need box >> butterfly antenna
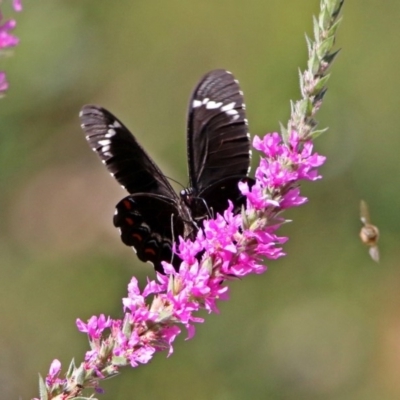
[169,213,177,265]
[190,196,214,220]
[199,196,214,218]
[165,175,186,191]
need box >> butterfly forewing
[80,105,177,199]
[187,69,251,193]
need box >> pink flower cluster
[0,0,22,94]
[241,131,325,210]
[41,131,326,396]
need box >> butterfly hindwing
[113,195,188,273]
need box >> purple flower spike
[72,125,327,393]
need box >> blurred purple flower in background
[12,0,22,12]
[0,0,22,95]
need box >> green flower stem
[282,0,344,143]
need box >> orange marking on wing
[132,233,143,242]
[145,248,156,256]
[123,199,131,210]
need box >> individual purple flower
[239,180,280,210]
[245,228,286,259]
[45,359,66,388]
[0,18,18,48]
[128,345,156,367]
[76,314,112,340]
[288,131,326,180]
[123,277,146,311]
[142,276,165,297]
[253,132,282,157]
[0,71,8,92]
[13,0,22,12]
[280,187,308,209]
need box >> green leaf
[298,68,306,96]
[101,365,120,379]
[122,315,132,338]
[297,99,310,116]
[290,99,295,115]
[280,122,289,143]
[314,87,328,103]
[74,397,99,400]
[317,35,335,59]
[332,0,344,20]
[74,364,87,386]
[308,52,320,75]
[327,16,343,37]
[325,0,336,16]
[66,358,76,379]
[313,74,330,94]
[312,16,320,42]
[309,127,329,139]
[307,98,314,115]
[323,49,341,66]
[319,5,331,30]
[305,34,313,55]
[112,355,128,367]
[38,374,48,400]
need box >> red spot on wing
[132,233,143,242]
[123,199,132,210]
[145,247,156,256]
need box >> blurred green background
[1,0,400,399]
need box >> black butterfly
[80,69,252,274]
